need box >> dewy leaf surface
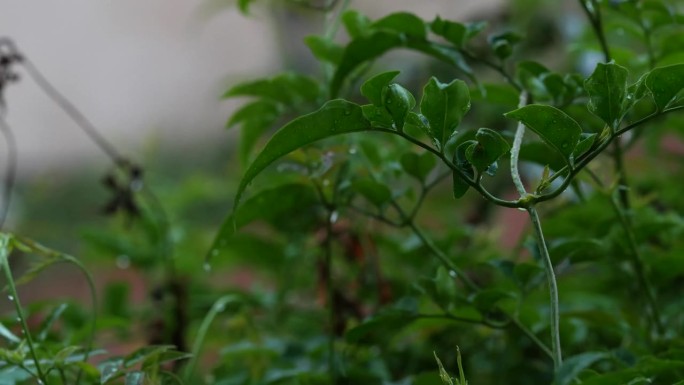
[361,71,401,106]
[233,99,371,211]
[645,64,684,111]
[505,105,582,162]
[420,77,471,150]
[585,62,628,129]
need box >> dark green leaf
[421,77,471,150]
[505,105,582,163]
[489,31,522,60]
[645,63,684,111]
[353,179,392,207]
[361,104,394,127]
[585,62,629,129]
[465,128,510,174]
[554,352,610,385]
[303,35,343,65]
[371,12,427,38]
[361,71,401,106]
[471,289,515,313]
[400,152,437,182]
[233,100,370,210]
[0,322,20,344]
[346,310,416,344]
[124,372,145,385]
[209,183,318,260]
[383,83,415,130]
[331,31,404,97]
[452,172,469,199]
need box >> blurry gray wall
[0,0,501,175]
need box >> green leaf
[303,35,343,65]
[489,31,522,60]
[37,303,68,341]
[361,71,401,106]
[465,128,510,174]
[0,322,20,344]
[505,105,582,163]
[645,63,684,111]
[362,104,394,127]
[227,100,281,164]
[124,372,145,385]
[232,99,370,211]
[331,31,404,97]
[400,152,436,182]
[209,183,318,261]
[383,83,415,130]
[353,179,392,207]
[452,172,469,199]
[573,133,597,158]
[585,62,629,129]
[430,17,467,48]
[342,10,371,38]
[470,289,515,313]
[224,73,320,105]
[430,17,486,48]
[371,12,427,38]
[420,78,471,150]
[554,352,609,385]
[434,352,454,385]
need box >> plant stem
[0,235,48,384]
[609,192,664,336]
[511,91,528,197]
[324,207,337,383]
[526,207,562,371]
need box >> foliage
[2,0,684,384]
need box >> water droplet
[215,303,226,312]
[348,147,357,155]
[322,179,330,186]
[330,211,339,224]
[211,249,219,257]
[115,255,130,269]
[203,262,212,272]
[344,110,352,116]
[7,295,14,302]
[561,143,569,149]
[448,270,457,278]
[15,317,21,323]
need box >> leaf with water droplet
[505,105,582,165]
[383,83,415,130]
[585,62,629,130]
[645,63,684,111]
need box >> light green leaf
[465,128,510,174]
[505,105,582,163]
[223,73,320,105]
[585,62,629,129]
[645,63,684,111]
[304,35,343,65]
[233,100,370,211]
[430,17,467,48]
[342,10,371,38]
[420,78,471,150]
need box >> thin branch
[0,117,17,230]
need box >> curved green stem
[527,207,562,371]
